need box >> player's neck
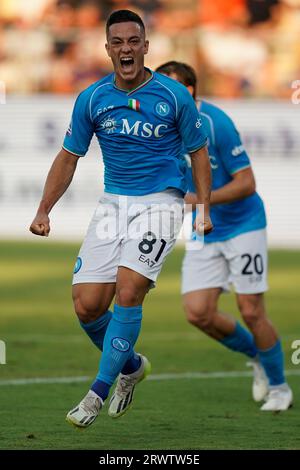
[114,68,151,92]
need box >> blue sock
[220,322,257,358]
[92,304,142,400]
[80,311,112,351]
[258,340,285,386]
[80,311,141,375]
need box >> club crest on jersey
[100,116,117,134]
[112,337,130,352]
[155,102,170,117]
[74,257,82,274]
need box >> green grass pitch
[0,241,299,450]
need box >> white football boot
[261,384,293,411]
[247,358,269,402]
[66,390,103,428]
[108,354,151,418]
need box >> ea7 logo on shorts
[112,337,130,352]
[0,340,6,365]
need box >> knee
[115,285,140,307]
[239,297,265,330]
[184,300,215,332]
[73,294,103,323]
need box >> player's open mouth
[120,57,134,71]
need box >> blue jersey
[183,100,266,243]
[63,69,207,196]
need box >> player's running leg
[237,293,293,411]
[90,267,151,420]
[182,242,268,402]
[230,230,292,410]
[183,288,269,402]
[66,282,115,428]
[107,268,151,418]
[66,281,146,428]
[73,283,142,374]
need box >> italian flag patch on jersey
[128,99,140,111]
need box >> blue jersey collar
[113,68,154,95]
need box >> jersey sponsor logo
[232,144,245,157]
[66,120,72,136]
[195,118,202,128]
[74,257,82,274]
[120,119,168,138]
[209,155,219,170]
[155,102,170,117]
[100,116,118,134]
[112,337,130,352]
[96,105,114,115]
[184,153,191,167]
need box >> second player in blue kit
[157,61,292,412]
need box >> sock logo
[112,337,130,352]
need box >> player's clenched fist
[30,212,50,237]
[194,213,213,235]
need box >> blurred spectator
[247,0,279,25]
[0,0,299,98]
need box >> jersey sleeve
[176,87,207,153]
[63,89,94,157]
[216,111,250,175]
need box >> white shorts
[181,229,268,295]
[73,190,184,286]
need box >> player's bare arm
[190,145,213,234]
[30,149,80,236]
[210,167,256,205]
[185,167,256,208]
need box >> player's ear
[187,85,195,97]
[144,39,149,55]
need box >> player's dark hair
[156,61,197,98]
[106,10,145,37]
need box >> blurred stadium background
[0,0,300,450]
[0,0,300,243]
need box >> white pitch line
[0,369,299,386]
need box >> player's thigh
[119,190,184,286]
[181,242,229,295]
[183,287,222,321]
[72,282,116,318]
[115,266,152,306]
[236,292,266,324]
[225,229,268,295]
